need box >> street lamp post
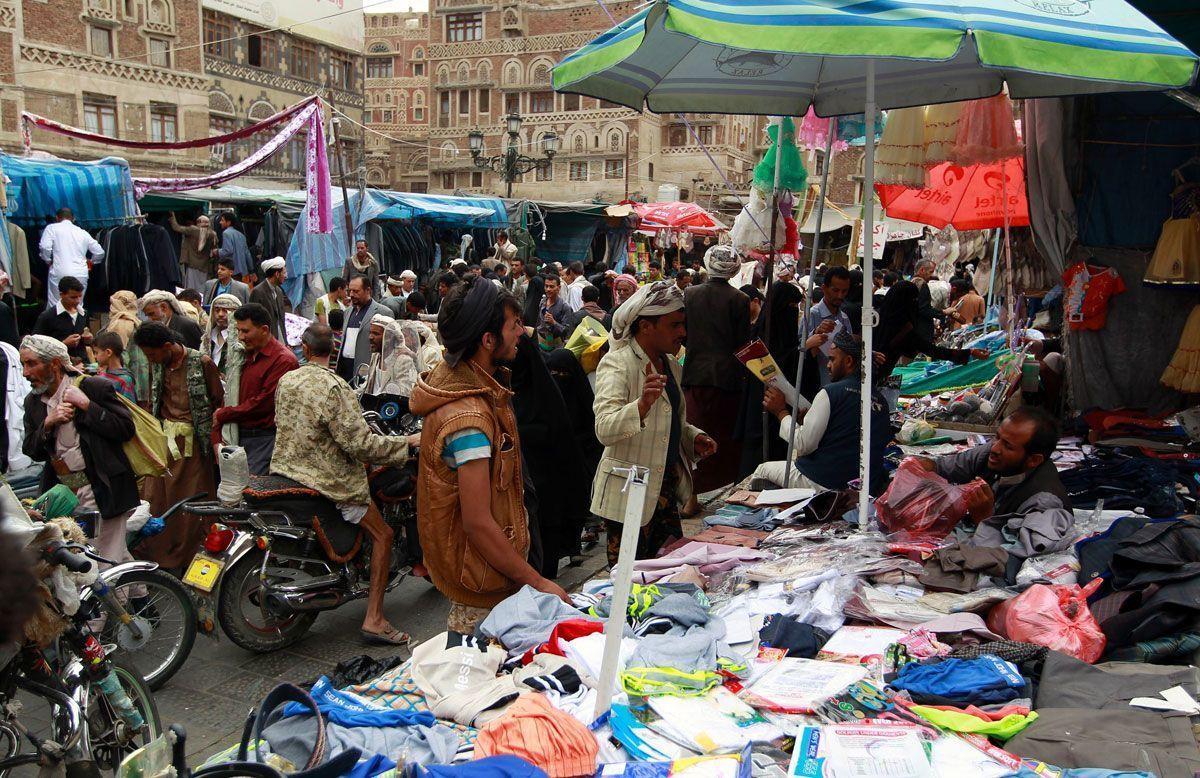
[468,113,558,198]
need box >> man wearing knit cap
[410,276,568,634]
[250,256,288,342]
[681,244,751,496]
[756,330,892,493]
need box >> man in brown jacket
[410,276,568,634]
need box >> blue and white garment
[441,428,491,470]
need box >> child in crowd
[93,330,138,403]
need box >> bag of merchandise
[876,457,983,538]
[217,446,250,505]
[986,579,1106,663]
[565,316,609,361]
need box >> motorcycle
[179,396,421,653]
[0,541,162,776]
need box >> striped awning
[553,0,1198,116]
[2,153,137,227]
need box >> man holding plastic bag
[913,407,1074,558]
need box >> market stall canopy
[877,159,1031,231]
[633,201,727,235]
[138,185,306,212]
[2,152,137,227]
[552,0,1198,117]
[285,188,507,302]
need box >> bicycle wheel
[94,568,197,691]
[86,656,162,772]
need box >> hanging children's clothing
[1146,184,1200,287]
[923,102,963,168]
[951,94,1024,166]
[1161,304,1200,393]
[876,106,927,188]
[1061,260,1126,331]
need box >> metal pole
[624,140,630,200]
[986,227,1001,325]
[762,117,786,462]
[593,466,649,721]
[329,103,356,260]
[783,126,835,488]
[858,61,877,531]
[506,142,515,199]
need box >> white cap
[400,269,418,280]
[450,258,468,269]
[261,256,286,272]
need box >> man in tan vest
[410,276,568,634]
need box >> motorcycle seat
[242,474,362,560]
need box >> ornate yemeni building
[0,0,211,175]
[201,0,365,186]
[364,0,763,201]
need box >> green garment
[33,484,80,520]
[753,117,807,193]
[910,705,1038,741]
[898,349,1008,396]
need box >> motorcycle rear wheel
[86,656,163,772]
[217,552,316,653]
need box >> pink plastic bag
[986,579,1107,663]
[876,458,976,538]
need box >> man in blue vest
[754,331,892,493]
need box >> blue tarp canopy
[1,153,137,227]
[285,189,507,305]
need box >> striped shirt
[441,428,491,470]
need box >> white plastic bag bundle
[125,500,153,533]
[217,446,249,505]
[1016,552,1079,587]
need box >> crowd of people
[1,208,1058,644]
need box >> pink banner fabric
[21,96,319,152]
[132,101,332,235]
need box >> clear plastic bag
[876,458,979,538]
[986,579,1106,663]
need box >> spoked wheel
[216,552,316,653]
[92,569,197,691]
[85,656,162,772]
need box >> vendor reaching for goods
[913,407,1074,559]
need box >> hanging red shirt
[1062,261,1126,331]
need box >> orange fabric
[474,693,598,778]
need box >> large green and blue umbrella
[553,0,1197,116]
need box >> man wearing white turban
[139,290,202,349]
[683,244,752,494]
[19,334,139,565]
[591,281,717,566]
[249,257,288,342]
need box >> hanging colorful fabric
[797,108,848,153]
[132,101,332,235]
[922,101,963,168]
[752,117,807,193]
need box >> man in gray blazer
[336,274,393,384]
[202,260,251,308]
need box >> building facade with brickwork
[364,0,765,203]
[0,0,211,176]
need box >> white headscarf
[362,315,418,397]
[19,335,77,373]
[205,293,242,344]
[138,290,184,316]
[609,280,685,351]
[704,244,741,280]
[261,257,286,273]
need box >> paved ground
[157,551,611,763]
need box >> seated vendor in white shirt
[753,331,893,494]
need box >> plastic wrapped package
[876,458,987,538]
[1015,552,1079,587]
[217,446,249,505]
[986,579,1106,663]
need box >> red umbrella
[875,158,1029,231]
[633,201,727,235]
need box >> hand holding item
[816,319,836,335]
[694,434,718,459]
[62,385,90,411]
[63,333,82,348]
[45,403,74,429]
[805,332,828,351]
[763,386,788,417]
[963,478,995,523]
[533,576,571,604]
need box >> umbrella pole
[763,116,786,462]
[593,466,649,721]
[986,228,1001,329]
[858,61,877,531]
[784,127,835,488]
